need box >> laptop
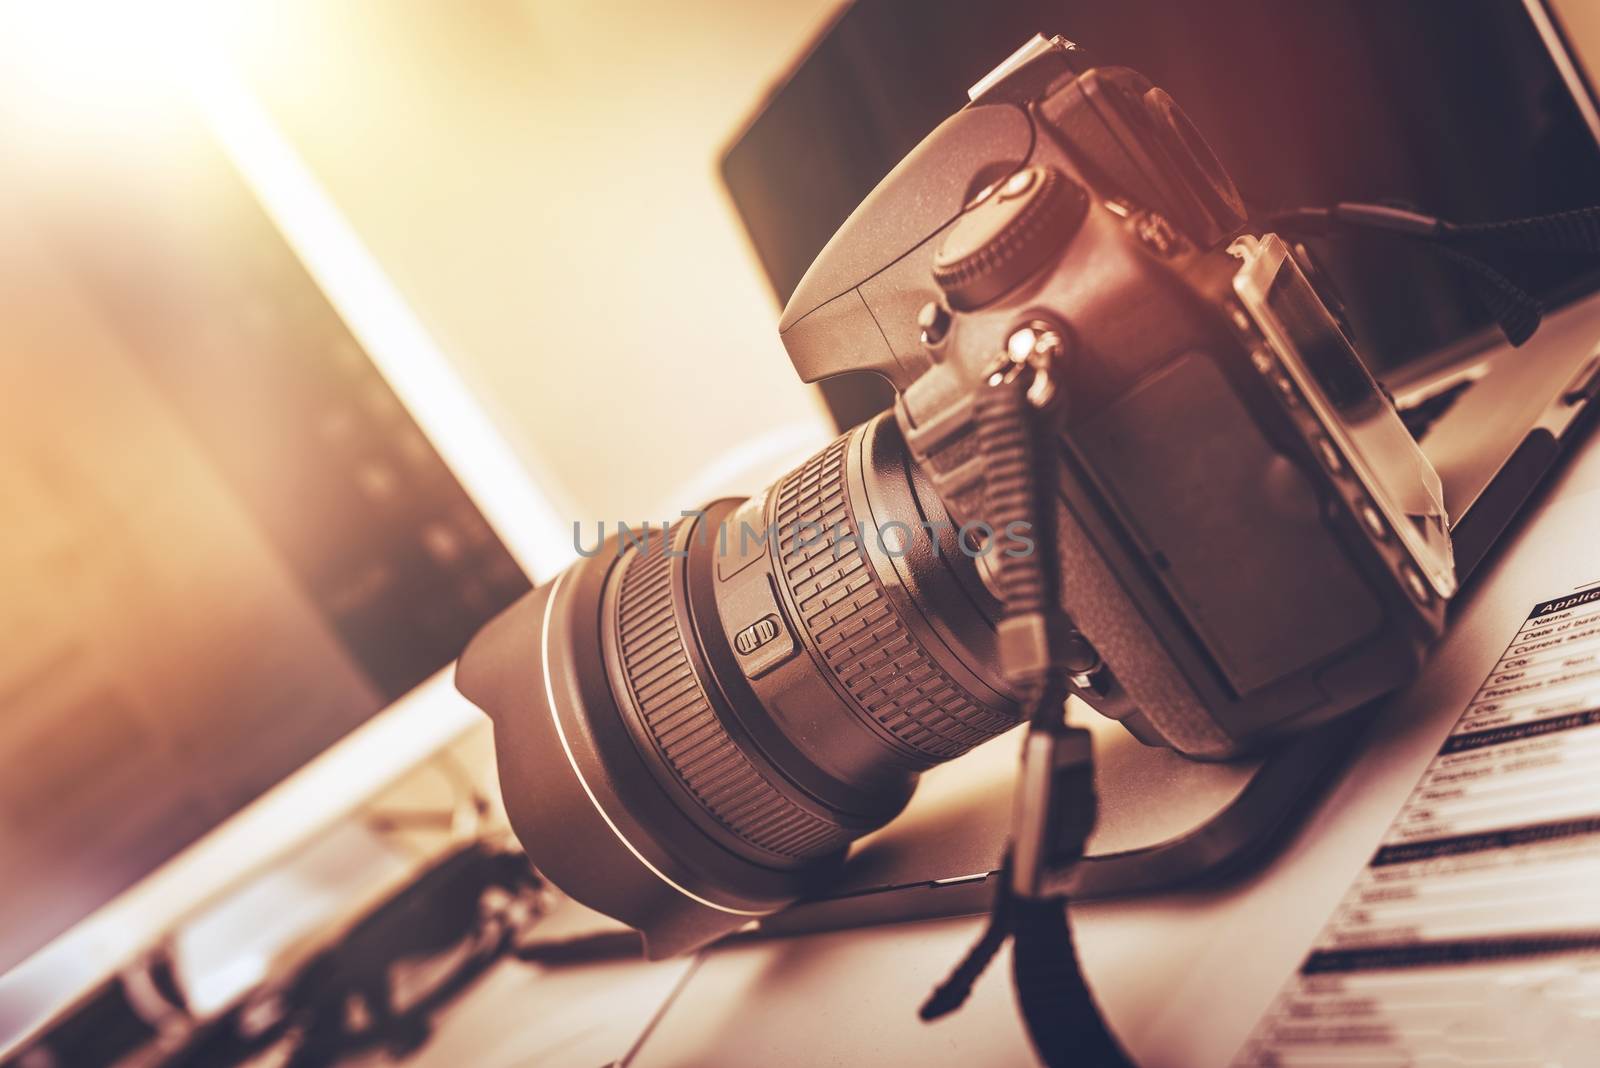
[0,40,568,1055]
[723,0,1600,935]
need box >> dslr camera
[456,35,1454,956]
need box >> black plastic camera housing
[779,36,1450,758]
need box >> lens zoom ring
[616,536,852,862]
[774,436,1016,762]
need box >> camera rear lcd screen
[1263,248,1455,597]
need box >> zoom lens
[456,413,1022,956]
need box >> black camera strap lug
[920,349,1134,1068]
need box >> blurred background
[4,1,1600,1065]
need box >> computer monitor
[723,0,1600,429]
[0,35,562,1003]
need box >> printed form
[1235,584,1600,1065]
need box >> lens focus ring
[613,528,854,863]
[773,434,1017,764]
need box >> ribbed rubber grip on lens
[614,533,852,862]
[773,435,1017,763]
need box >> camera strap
[919,359,1134,1068]
[1270,202,1600,346]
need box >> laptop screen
[0,72,530,972]
[723,0,1600,427]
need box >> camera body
[779,36,1453,758]
[456,35,1457,957]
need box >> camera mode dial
[932,165,1087,311]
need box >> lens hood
[456,549,837,958]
